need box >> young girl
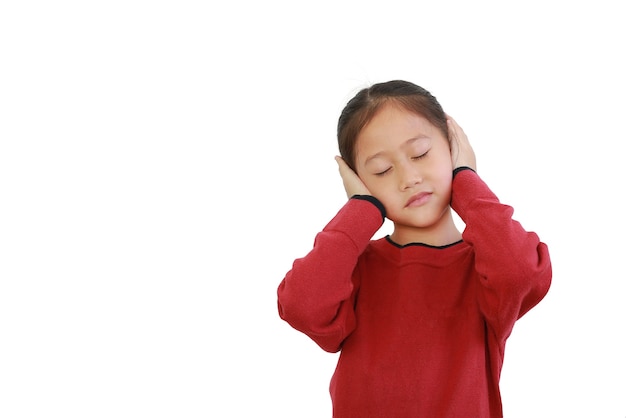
[277,80,552,418]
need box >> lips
[406,192,432,207]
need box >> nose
[398,161,422,190]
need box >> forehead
[356,103,438,152]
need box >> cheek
[427,161,453,191]
[430,148,454,177]
[360,176,382,194]
[439,173,454,198]
[436,167,453,186]
[360,176,394,203]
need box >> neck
[390,211,462,247]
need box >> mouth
[406,192,432,208]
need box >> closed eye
[412,151,429,161]
[374,167,391,176]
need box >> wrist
[351,195,386,221]
[453,166,475,178]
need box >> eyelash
[412,151,429,161]
[375,151,429,176]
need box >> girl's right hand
[335,156,372,198]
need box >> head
[337,80,458,244]
[337,80,449,172]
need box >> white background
[1,1,624,417]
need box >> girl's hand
[335,156,371,198]
[447,115,477,171]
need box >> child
[277,80,551,418]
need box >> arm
[447,116,551,343]
[277,196,385,352]
[451,169,552,342]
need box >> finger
[335,155,352,177]
[446,118,459,159]
[448,116,469,141]
[335,156,352,197]
[446,115,461,137]
[446,117,476,171]
[335,155,370,197]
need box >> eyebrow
[364,136,429,166]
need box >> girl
[277,80,551,418]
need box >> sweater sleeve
[277,196,385,353]
[451,168,552,343]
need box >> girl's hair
[337,80,448,172]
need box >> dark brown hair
[337,80,448,172]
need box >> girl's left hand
[447,115,477,172]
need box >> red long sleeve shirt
[277,169,552,418]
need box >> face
[355,103,455,238]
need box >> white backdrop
[1,1,624,417]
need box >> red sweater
[277,169,552,418]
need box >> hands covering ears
[335,115,476,199]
